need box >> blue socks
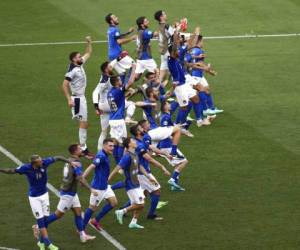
[171,145,178,155]
[95,203,113,222]
[193,101,203,121]
[120,200,131,209]
[148,193,160,216]
[111,181,125,190]
[170,101,179,115]
[199,92,208,111]
[83,208,94,229]
[172,171,180,183]
[75,215,84,232]
[206,93,215,110]
[42,237,52,246]
[45,213,58,227]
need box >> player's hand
[95,109,103,116]
[153,31,159,37]
[131,34,137,41]
[85,36,92,43]
[165,153,173,161]
[128,27,135,33]
[195,26,201,35]
[68,98,74,107]
[91,188,98,196]
[163,168,171,176]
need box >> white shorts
[160,52,169,71]
[148,126,174,142]
[57,194,81,213]
[109,119,127,143]
[137,174,161,193]
[135,59,157,74]
[71,95,88,121]
[28,192,50,219]
[159,148,187,166]
[185,74,200,87]
[127,187,145,205]
[110,55,135,74]
[174,83,197,107]
[193,76,209,87]
[89,186,116,207]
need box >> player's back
[121,152,140,190]
[191,47,204,77]
[107,86,125,120]
[168,56,186,85]
[107,26,122,61]
[91,150,110,190]
[158,112,173,149]
[137,29,153,60]
[60,157,82,194]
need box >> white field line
[0,145,126,250]
[0,33,299,47]
[0,247,21,250]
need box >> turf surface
[0,0,300,249]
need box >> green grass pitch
[0,0,300,249]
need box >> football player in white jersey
[62,36,93,158]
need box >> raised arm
[0,168,17,174]
[82,36,92,61]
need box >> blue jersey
[135,138,151,174]
[190,47,205,77]
[168,57,186,86]
[137,29,153,60]
[108,86,125,120]
[15,157,55,197]
[158,112,173,149]
[107,26,122,61]
[178,45,188,68]
[91,150,110,190]
[142,99,158,129]
[118,151,140,191]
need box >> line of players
[0,10,224,250]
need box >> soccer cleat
[212,108,224,114]
[181,128,194,138]
[147,214,164,220]
[186,115,195,122]
[32,224,39,240]
[37,242,45,250]
[170,150,185,160]
[48,244,59,250]
[128,222,144,229]
[80,233,96,243]
[204,108,223,115]
[207,114,217,121]
[125,117,138,125]
[89,218,102,231]
[115,210,124,225]
[196,118,211,127]
[168,179,183,189]
[157,201,169,209]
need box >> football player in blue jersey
[0,155,79,250]
[82,139,118,231]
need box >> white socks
[131,218,137,224]
[98,129,108,151]
[79,128,87,149]
[126,101,136,118]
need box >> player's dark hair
[154,10,163,22]
[68,144,79,154]
[110,76,120,86]
[100,61,109,73]
[105,13,113,24]
[161,100,168,112]
[145,87,154,98]
[197,35,203,43]
[145,71,155,79]
[138,119,147,126]
[69,51,79,61]
[130,125,139,137]
[122,137,132,149]
[136,16,146,29]
[103,138,114,145]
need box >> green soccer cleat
[115,210,124,225]
[171,185,185,192]
[48,244,59,250]
[157,201,169,209]
[37,241,45,250]
[128,222,144,229]
[168,179,184,189]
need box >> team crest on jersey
[94,158,100,164]
[41,169,45,173]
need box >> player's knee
[89,205,97,211]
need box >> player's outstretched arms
[53,156,80,167]
[143,153,171,176]
[108,166,121,183]
[0,168,17,174]
[135,101,157,107]
[149,145,172,160]
[82,36,92,61]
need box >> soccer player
[109,137,149,229]
[41,144,96,243]
[130,124,170,220]
[154,10,175,83]
[159,101,188,191]
[92,61,136,150]
[130,16,159,83]
[105,13,136,79]
[0,155,78,250]
[82,139,118,231]
[62,36,93,158]
[190,35,223,116]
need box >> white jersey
[92,74,112,105]
[65,57,87,96]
